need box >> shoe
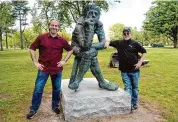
[52,107,60,114]
[26,110,37,119]
[131,104,138,110]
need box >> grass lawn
[0,47,178,122]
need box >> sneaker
[52,107,60,114]
[131,104,138,110]
[26,110,37,119]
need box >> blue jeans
[30,71,62,112]
[121,72,140,106]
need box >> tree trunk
[19,12,23,50]
[173,40,177,48]
[5,32,8,49]
[173,33,177,48]
[0,29,3,51]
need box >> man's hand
[34,62,44,70]
[134,61,142,69]
[57,61,66,67]
[104,41,110,48]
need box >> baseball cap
[123,27,131,33]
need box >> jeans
[30,71,62,112]
[121,71,140,106]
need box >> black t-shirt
[110,39,146,72]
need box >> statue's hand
[73,46,80,54]
[72,46,82,57]
[84,18,95,32]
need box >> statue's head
[83,4,101,20]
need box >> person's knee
[53,84,61,91]
[34,87,43,94]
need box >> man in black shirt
[105,27,146,110]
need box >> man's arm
[29,49,44,70]
[135,53,146,69]
[104,41,110,48]
[57,50,73,67]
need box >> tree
[109,24,144,45]
[109,23,125,40]
[143,1,178,48]
[12,1,30,49]
[0,1,15,51]
[23,29,38,49]
[58,1,109,23]
[31,0,110,32]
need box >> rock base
[61,78,131,122]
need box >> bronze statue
[68,3,118,91]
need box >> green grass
[0,48,178,122]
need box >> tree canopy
[31,0,109,32]
[143,0,178,48]
[0,1,16,51]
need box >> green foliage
[12,1,30,49]
[143,1,178,48]
[58,1,109,23]
[7,31,20,49]
[109,23,172,46]
[0,1,15,29]
[109,23,125,40]
[58,30,72,42]
[109,24,145,45]
[23,29,38,49]
[2,27,72,49]
[0,48,178,121]
[30,1,109,32]
[0,1,16,51]
[12,1,30,18]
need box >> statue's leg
[69,57,80,85]
[68,54,91,90]
[90,57,119,91]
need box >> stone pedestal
[61,78,131,122]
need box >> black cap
[123,27,131,33]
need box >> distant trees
[109,23,125,40]
[109,24,146,45]
[0,1,111,50]
[108,23,170,46]
[143,1,178,48]
[0,1,16,51]
[12,1,30,49]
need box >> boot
[90,57,118,91]
[68,56,91,90]
[69,57,80,85]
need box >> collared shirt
[30,33,72,74]
[110,39,146,72]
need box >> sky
[100,0,153,37]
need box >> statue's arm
[72,23,85,48]
[91,21,106,50]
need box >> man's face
[86,10,99,21]
[123,31,131,40]
[49,20,59,35]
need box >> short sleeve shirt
[30,33,72,74]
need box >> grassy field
[0,47,178,122]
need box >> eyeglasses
[123,32,130,36]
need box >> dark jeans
[30,71,62,112]
[121,71,140,106]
